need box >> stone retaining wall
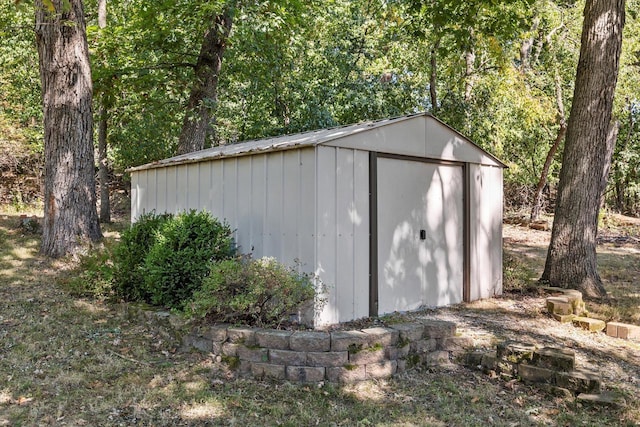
[183,319,471,383]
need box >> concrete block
[331,330,369,352]
[552,313,575,323]
[326,365,366,383]
[361,327,399,347]
[577,391,626,407]
[290,331,330,352]
[307,351,348,367]
[256,329,292,350]
[572,317,606,332]
[366,360,397,379]
[533,347,575,372]
[286,366,326,383]
[269,349,307,366]
[481,351,497,372]
[607,322,640,340]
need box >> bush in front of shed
[112,211,173,302]
[186,256,316,328]
[142,210,236,309]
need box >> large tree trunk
[35,0,102,257]
[176,7,233,155]
[541,0,625,298]
[530,71,566,222]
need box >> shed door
[376,157,464,315]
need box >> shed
[129,113,505,326]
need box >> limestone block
[555,369,601,394]
[204,325,229,342]
[222,342,239,357]
[420,319,456,339]
[425,350,450,367]
[410,338,437,354]
[286,366,326,383]
[607,322,640,340]
[533,347,575,372]
[269,349,307,366]
[389,323,424,342]
[227,327,258,346]
[366,360,397,379]
[518,364,555,384]
[546,297,573,316]
[326,365,366,383]
[307,351,348,367]
[572,317,606,332]
[290,331,330,352]
[496,341,536,364]
[331,330,369,352]
[256,329,292,350]
[552,313,575,323]
[386,345,410,360]
[251,363,286,380]
[349,348,386,365]
[237,346,269,363]
[439,336,474,352]
[481,351,497,372]
[361,327,399,347]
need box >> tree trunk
[97,0,110,223]
[98,98,110,223]
[429,37,440,112]
[541,0,625,298]
[176,7,233,155]
[530,71,566,222]
[35,0,102,257]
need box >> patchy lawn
[0,213,639,426]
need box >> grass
[1,213,639,426]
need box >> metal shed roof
[128,112,506,172]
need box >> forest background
[0,0,639,218]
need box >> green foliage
[142,210,235,309]
[187,256,315,328]
[62,245,115,300]
[112,211,173,302]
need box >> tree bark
[530,71,566,222]
[97,0,110,223]
[541,0,625,298]
[176,7,234,155]
[35,0,102,257]
[429,37,440,112]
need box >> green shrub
[187,256,316,328]
[143,210,235,309]
[112,211,172,302]
[62,244,115,300]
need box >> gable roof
[127,112,506,172]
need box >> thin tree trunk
[541,0,625,298]
[464,47,475,103]
[530,71,566,222]
[97,0,110,223]
[429,37,440,112]
[176,7,233,155]
[98,98,110,223]
[35,0,102,257]
[520,17,540,71]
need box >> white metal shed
[129,113,505,326]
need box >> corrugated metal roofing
[127,112,504,172]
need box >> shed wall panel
[155,168,167,214]
[176,167,188,210]
[250,156,267,256]
[352,149,370,319]
[282,150,300,264]
[297,149,316,272]
[469,164,503,300]
[236,156,253,254]
[222,159,238,232]
[166,167,177,213]
[265,153,284,259]
[209,161,224,218]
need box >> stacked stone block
[471,341,601,395]
[183,319,469,383]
